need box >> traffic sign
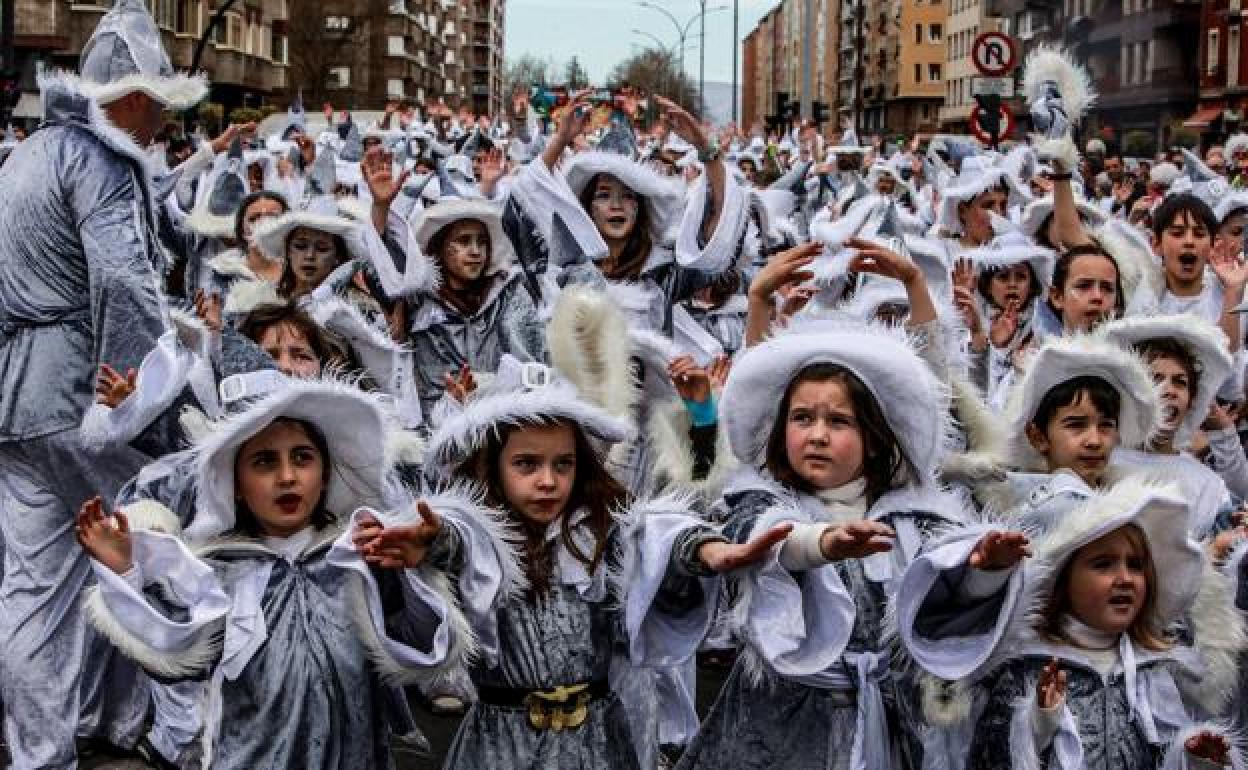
[972,32,1017,77]
[970,103,1014,145]
[971,76,1015,98]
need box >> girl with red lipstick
[73,378,510,768]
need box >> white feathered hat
[1019,194,1108,238]
[1100,314,1233,449]
[563,151,685,240]
[935,155,1032,235]
[1214,190,1248,224]
[76,0,207,110]
[1004,334,1160,470]
[963,228,1058,290]
[424,355,633,478]
[186,376,390,541]
[411,198,516,277]
[719,319,951,484]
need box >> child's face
[235,420,326,537]
[1149,355,1192,438]
[589,175,640,242]
[288,227,341,293]
[784,380,865,491]
[1027,391,1119,486]
[1051,254,1118,333]
[959,189,1007,244]
[988,264,1034,309]
[1065,527,1149,635]
[1217,211,1246,243]
[257,322,322,379]
[499,423,577,526]
[1155,210,1212,289]
[438,220,490,289]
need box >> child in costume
[408,355,788,769]
[75,378,502,768]
[674,315,971,770]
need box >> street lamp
[636,1,727,108]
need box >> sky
[504,0,780,86]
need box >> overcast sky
[504,0,779,85]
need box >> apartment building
[939,0,1003,132]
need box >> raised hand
[845,237,921,285]
[953,258,977,293]
[193,289,223,333]
[668,355,712,404]
[210,122,256,155]
[477,147,507,191]
[1185,732,1232,767]
[1030,81,1070,140]
[819,520,896,561]
[363,501,443,569]
[75,496,133,575]
[954,286,982,337]
[362,147,410,208]
[969,531,1032,570]
[749,241,820,301]
[1037,658,1067,710]
[444,364,477,404]
[707,354,732,392]
[1210,240,1248,291]
[294,134,316,166]
[697,522,794,573]
[990,300,1022,348]
[95,364,137,408]
[654,96,709,156]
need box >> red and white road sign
[970,103,1014,144]
[972,32,1017,77]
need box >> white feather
[1022,45,1097,125]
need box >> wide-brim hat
[411,198,515,277]
[563,150,684,239]
[186,377,388,540]
[251,197,370,264]
[77,0,207,110]
[1029,480,1202,631]
[1100,314,1233,449]
[719,318,951,483]
[424,355,633,478]
[936,157,1032,234]
[1214,190,1248,224]
[1004,334,1159,470]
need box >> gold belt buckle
[525,683,592,732]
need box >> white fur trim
[1022,46,1097,126]
[1093,217,1164,307]
[384,428,426,467]
[1160,721,1246,770]
[1182,559,1247,714]
[222,279,281,317]
[919,674,974,728]
[83,585,223,679]
[546,286,640,419]
[251,209,370,264]
[563,150,684,239]
[411,198,515,276]
[1031,135,1079,175]
[77,71,209,111]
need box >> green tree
[564,56,590,89]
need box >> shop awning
[1183,106,1224,128]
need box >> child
[1102,315,1237,539]
[413,355,789,769]
[675,319,970,770]
[963,483,1241,770]
[76,378,501,768]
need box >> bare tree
[563,56,590,90]
[608,49,699,114]
[505,53,555,96]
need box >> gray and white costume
[0,3,206,757]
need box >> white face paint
[589,175,640,242]
[437,220,490,289]
[287,226,342,292]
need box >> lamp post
[637,1,726,109]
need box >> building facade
[896,0,946,135]
[939,0,1003,132]
[9,0,289,120]
[742,0,843,137]
[1196,0,1248,144]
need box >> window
[328,67,351,89]
[387,79,406,98]
[325,15,352,32]
[1209,28,1221,76]
[388,35,406,55]
[175,0,198,35]
[1122,43,1132,84]
[916,24,923,43]
[1231,25,1241,88]
[915,62,922,82]
[929,62,942,81]
[929,23,942,42]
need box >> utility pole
[1,0,15,128]
[732,0,739,124]
[800,0,813,120]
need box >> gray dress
[676,476,961,770]
[0,75,173,768]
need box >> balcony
[1095,64,1199,107]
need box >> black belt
[477,678,611,732]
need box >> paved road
[2,663,733,769]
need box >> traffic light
[774,91,790,119]
[974,93,1002,143]
[813,101,830,125]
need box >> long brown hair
[457,419,629,599]
[577,173,654,281]
[763,362,910,505]
[428,218,493,316]
[1039,523,1171,651]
